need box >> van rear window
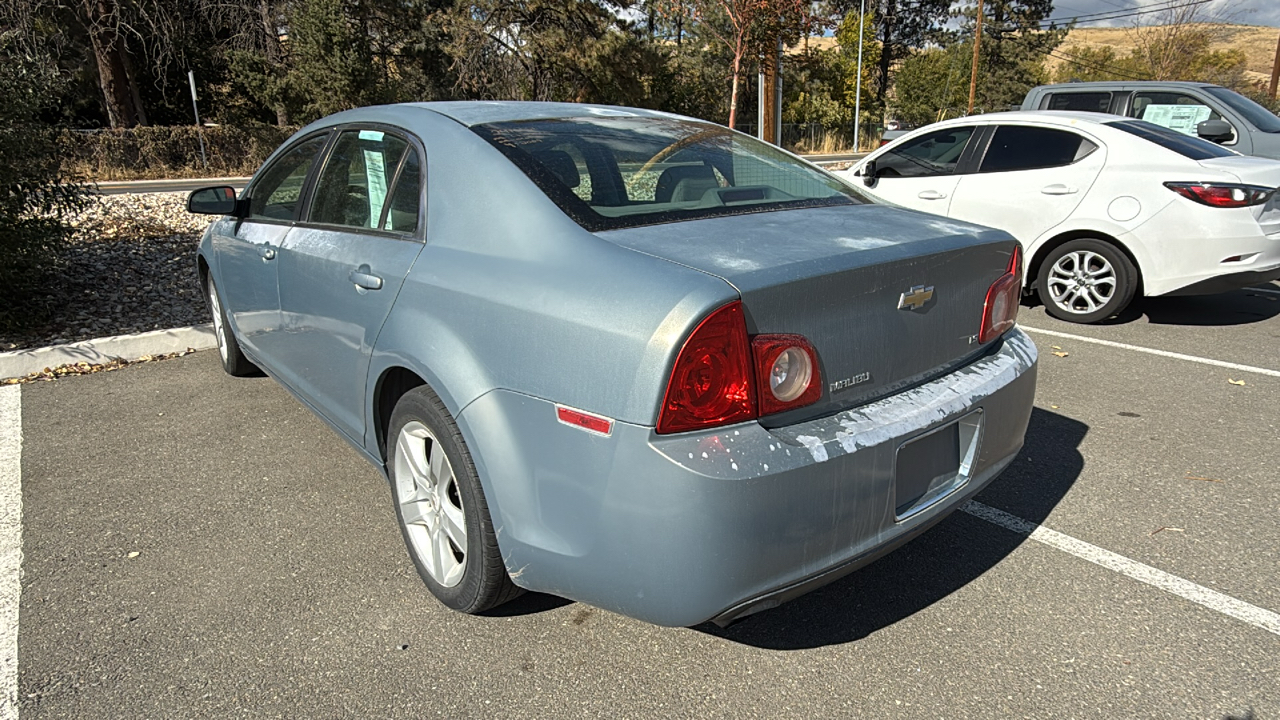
[1104,120,1237,160]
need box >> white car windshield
[472,117,866,231]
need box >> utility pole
[967,0,984,115]
[853,0,866,151]
[1270,29,1279,100]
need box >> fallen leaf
[1186,475,1221,483]
[1051,345,1062,350]
[1050,405,1060,409]
[1227,379,1245,386]
[127,551,140,558]
[1052,351,1069,358]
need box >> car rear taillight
[656,302,756,434]
[656,303,824,434]
[752,335,822,417]
[979,245,1023,344]
[1164,182,1274,209]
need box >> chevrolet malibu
[188,102,1038,627]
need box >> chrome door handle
[917,190,948,200]
[259,246,276,261]
[1042,184,1079,195]
[349,266,383,291]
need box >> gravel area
[0,192,213,352]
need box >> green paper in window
[364,148,389,228]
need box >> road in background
[12,283,1279,718]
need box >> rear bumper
[459,330,1038,627]
[1163,264,1280,296]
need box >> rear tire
[206,276,259,377]
[1036,238,1138,324]
[388,385,522,614]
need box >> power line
[1036,0,1220,29]
[1047,48,1154,81]
[1038,0,1189,25]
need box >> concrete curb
[0,325,216,380]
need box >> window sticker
[364,148,389,228]
[1141,104,1212,136]
[358,129,385,142]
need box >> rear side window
[876,127,975,178]
[1044,92,1111,113]
[248,135,329,221]
[980,126,1097,173]
[1105,120,1236,160]
[309,129,410,230]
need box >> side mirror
[188,186,241,215]
[862,160,878,188]
[1196,119,1233,144]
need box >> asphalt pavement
[9,283,1279,718]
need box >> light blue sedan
[188,102,1037,627]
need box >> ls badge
[898,285,935,311]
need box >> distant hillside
[1051,23,1279,87]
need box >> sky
[1045,0,1280,29]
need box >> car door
[212,133,329,361]
[865,125,979,215]
[948,124,1105,245]
[274,127,425,443]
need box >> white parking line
[1020,326,1280,378]
[1246,285,1280,296]
[0,385,20,720]
[963,501,1280,637]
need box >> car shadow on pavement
[1130,289,1280,327]
[695,407,1087,650]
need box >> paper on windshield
[1141,104,1212,136]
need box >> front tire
[388,386,521,614]
[206,276,259,376]
[1036,238,1138,324]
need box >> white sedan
[837,111,1280,323]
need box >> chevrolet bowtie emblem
[898,285,935,311]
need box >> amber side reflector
[556,406,613,436]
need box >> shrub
[0,41,89,334]
[60,124,299,181]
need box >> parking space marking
[1247,285,1280,296]
[963,501,1280,638]
[1021,326,1280,378]
[0,385,20,719]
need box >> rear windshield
[1104,119,1237,160]
[471,116,865,232]
[1203,86,1280,133]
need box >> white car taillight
[1164,182,1274,209]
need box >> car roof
[396,101,682,127]
[933,110,1126,127]
[1029,81,1220,91]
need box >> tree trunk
[84,0,144,128]
[728,50,742,129]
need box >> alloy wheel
[394,421,468,587]
[1046,250,1117,315]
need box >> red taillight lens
[1164,182,1274,209]
[979,244,1023,344]
[656,302,756,434]
[752,335,822,416]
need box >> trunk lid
[1197,155,1280,235]
[598,204,1019,422]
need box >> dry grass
[1052,23,1279,86]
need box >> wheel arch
[372,365,428,463]
[1027,229,1144,296]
